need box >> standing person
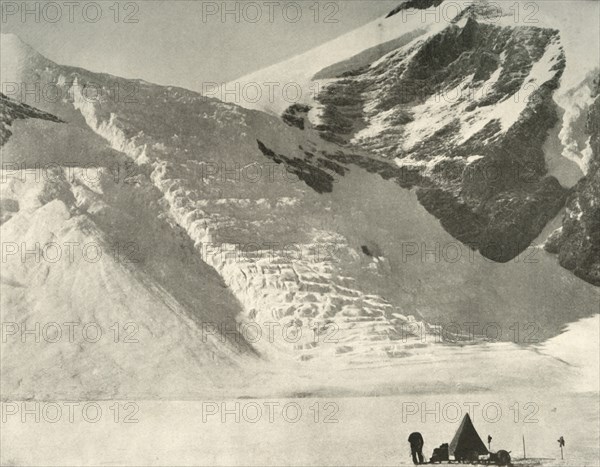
[558,436,565,459]
[408,432,425,465]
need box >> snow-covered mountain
[1,4,599,402]
[227,0,600,283]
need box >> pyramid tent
[449,413,489,458]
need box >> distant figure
[558,436,565,460]
[408,432,424,465]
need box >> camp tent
[449,413,489,461]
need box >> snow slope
[1,113,253,399]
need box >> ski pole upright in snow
[488,435,492,451]
[522,435,526,459]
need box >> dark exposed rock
[282,103,311,130]
[256,140,336,194]
[545,77,600,286]
[0,93,65,146]
[323,151,426,189]
[315,79,368,144]
[386,0,446,19]
[316,157,347,176]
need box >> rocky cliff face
[546,76,600,285]
[313,11,569,262]
[227,1,598,285]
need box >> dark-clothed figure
[408,432,424,465]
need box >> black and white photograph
[0,0,599,465]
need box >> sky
[0,0,401,92]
